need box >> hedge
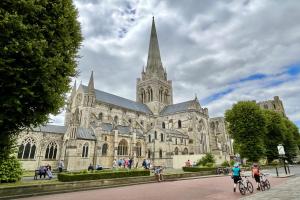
[182,167,217,172]
[57,170,150,182]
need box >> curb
[0,174,225,199]
[276,174,295,178]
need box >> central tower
[136,17,173,115]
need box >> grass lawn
[22,171,35,177]
[0,179,59,188]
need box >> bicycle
[259,173,271,191]
[238,175,254,195]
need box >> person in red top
[252,163,260,190]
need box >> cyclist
[252,163,260,190]
[231,163,241,192]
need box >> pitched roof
[160,100,195,115]
[76,127,96,140]
[117,125,130,134]
[101,123,113,132]
[81,85,152,114]
[32,125,66,134]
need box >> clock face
[76,94,82,106]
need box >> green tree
[196,153,216,167]
[282,119,299,162]
[263,110,286,163]
[0,0,82,178]
[225,101,266,162]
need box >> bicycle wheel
[265,180,271,190]
[239,182,246,195]
[260,182,265,191]
[247,181,254,193]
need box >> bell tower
[136,17,173,115]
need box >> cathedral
[17,18,233,171]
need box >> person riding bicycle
[231,163,241,192]
[252,163,260,190]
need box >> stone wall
[172,154,229,169]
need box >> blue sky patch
[294,120,300,129]
[230,73,267,85]
[286,64,300,76]
[202,88,234,104]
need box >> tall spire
[145,17,166,80]
[88,71,94,93]
[70,80,77,97]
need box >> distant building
[257,96,286,117]
[16,18,233,171]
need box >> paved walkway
[19,176,286,200]
[242,176,300,200]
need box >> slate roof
[101,123,113,132]
[32,125,66,134]
[76,127,96,140]
[117,126,130,134]
[160,100,195,116]
[81,85,152,114]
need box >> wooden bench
[34,169,47,180]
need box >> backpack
[252,167,259,175]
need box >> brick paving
[242,176,300,200]
[19,176,286,200]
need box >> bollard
[275,167,279,177]
[283,158,288,175]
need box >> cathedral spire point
[70,80,77,100]
[88,71,94,93]
[145,17,165,80]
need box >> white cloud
[50,0,300,127]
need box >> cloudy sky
[50,0,300,128]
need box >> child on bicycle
[231,163,241,192]
[252,163,260,190]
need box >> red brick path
[22,176,287,200]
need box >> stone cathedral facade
[17,18,233,171]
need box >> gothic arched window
[162,122,165,129]
[164,89,168,103]
[160,133,164,142]
[140,89,146,103]
[178,120,182,129]
[45,141,58,159]
[17,137,36,159]
[148,134,151,143]
[136,142,142,157]
[183,148,188,155]
[102,143,108,155]
[154,131,157,140]
[117,139,128,156]
[159,87,163,102]
[174,147,179,155]
[147,149,151,158]
[98,112,103,121]
[159,149,163,158]
[82,143,89,158]
[114,116,118,124]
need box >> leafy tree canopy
[263,110,286,162]
[0,0,82,158]
[225,101,266,162]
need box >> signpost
[277,144,285,156]
[277,144,288,175]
